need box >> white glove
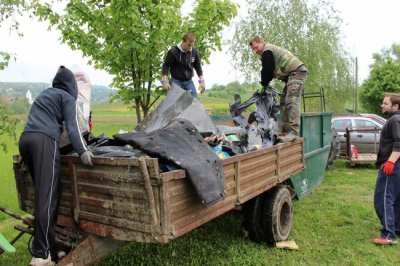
[80,151,94,166]
[162,79,171,90]
[198,79,205,94]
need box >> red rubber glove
[382,161,395,176]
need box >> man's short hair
[183,32,195,42]
[249,36,264,46]
[385,92,400,107]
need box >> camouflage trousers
[280,65,308,135]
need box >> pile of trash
[60,85,280,206]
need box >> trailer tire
[262,186,293,244]
[242,195,266,242]
[327,127,340,169]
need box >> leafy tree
[0,0,25,27]
[0,51,14,70]
[207,81,257,99]
[360,43,400,114]
[0,0,26,68]
[0,104,18,152]
[31,0,237,123]
[0,0,24,152]
[229,0,354,112]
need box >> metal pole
[355,57,358,113]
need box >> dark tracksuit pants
[374,161,400,240]
[19,132,61,259]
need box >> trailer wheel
[242,195,265,242]
[327,127,340,169]
[262,186,293,244]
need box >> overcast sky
[0,0,399,87]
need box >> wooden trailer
[13,139,304,265]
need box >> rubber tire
[262,186,293,244]
[327,127,340,169]
[242,195,266,242]
[242,186,293,244]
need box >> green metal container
[290,112,333,199]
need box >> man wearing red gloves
[373,93,400,245]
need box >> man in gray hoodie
[19,66,93,266]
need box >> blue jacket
[22,66,88,155]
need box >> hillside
[0,82,114,103]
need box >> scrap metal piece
[179,98,216,133]
[138,84,216,134]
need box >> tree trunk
[135,96,142,124]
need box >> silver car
[332,114,385,154]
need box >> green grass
[0,123,24,222]
[1,102,400,265]
[198,95,232,115]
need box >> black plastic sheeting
[114,118,225,206]
[230,86,280,147]
[90,145,144,158]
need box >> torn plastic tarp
[114,118,225,206]
[231,87,280,147]
[137,84,216,134]
[90,145,144,158]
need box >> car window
[332,119,352,131]
[354,119,380,129]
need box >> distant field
[90,102,137,136]
[90,96,233,137]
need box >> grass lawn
[0,123,24,221]
[1,101,400,265]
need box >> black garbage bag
[113,118,225,206]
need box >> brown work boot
[278,131,299,143]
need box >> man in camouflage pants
[249,36,308,142]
